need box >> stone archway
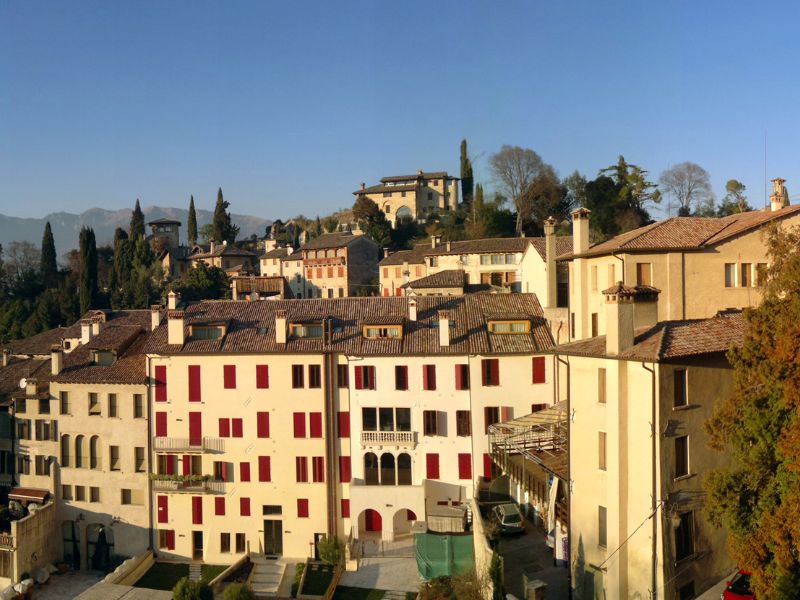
[392,508,417,537]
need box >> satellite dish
[19,378,27,389]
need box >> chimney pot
[383,247,390,259]
[167,290,180,310]
[770,178,788,212]
[544,216,557,309]
[51,345,64,376]
[571,208,591,256]
[80,319,93,345]
[210,241,216,254]
[91,315,103,336]
[408,297,417,322]
[275,310,287,344]
[1,349,9,367]
[438,310,450,347]
[167,310,185,345]
[150,305,162,331]
[360,182,366,190]
[446,241,451,251]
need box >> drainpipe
[556,354,571,599]
[146,355,155,552]
[612,252,625,284]
[642,362,657,599]
[323,319,337,538]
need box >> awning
[8,487,50,503]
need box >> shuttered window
[219,418,230,438]
[481,359,500,386]
[223,365,236,389]
[293,413,306,438]
[341,499,350,518]
[458,454,472,480]
[312,457,325,482]
[256,412,270,438]
[191,496,202,524]
[337,412,350,438]
[188,365,201,402]
[339,456,351,482]
[455,364,470,390]
[297,499,309,518]
[296,457,308,482]
[155,412,167,437]
[532,357,546,384]
[309,413,323,438]
[256,365,270,389]
[240,462,250,482]
[395,366,408,390]
[157,495,168,523]
[426,453,440,479]
[423,365,437,390]
[231,418,243,438]
[240,497,251,516]
[154,366,167,402]
[215,497,225,516]
[258,456,271,482]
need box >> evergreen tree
[212,188,240,243]
[187,195,198,245]
[130,199,145,240]
[460,139,474,205]
[40,221,58,286]
[78,227,98,314]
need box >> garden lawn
[133,562,188,590]
[301,562,336,595]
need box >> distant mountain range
[0,206,272,258]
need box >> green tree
[563,170,588,209]
[212,188,240,243]
[519,165,570,234]
[78,227,98,314]
[172,576,212,600]
[172,262,229,301]
[601,155,661,212]
[352,195,391,247]
[40,221,58,286]
[130,199,145,240]
[705,223,800,599]
[317,534,344,565]
[460,139,474,205]
[187,195,198,245]
[489,145,548,235]
[223,583,255,600]
[322,216,339,233]
[658,161,714,216]
[465,183,488,239]
[717,179,752,216]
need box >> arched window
[75,435,85,469]
[396,206,412,221]
[61,434,71,468]
[364,453,379,486]
[380,453,396,486]
[397,453,412,486]
[89,436,100,470]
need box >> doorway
[365,509,382,532]
[192,531,203,560]
[264,520,283,556]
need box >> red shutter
[154,365,167,402]
[157,495,168,523]
[257,412,270,438]
[223,365,236,389]
[491,359,500,385]
[182,454,190,476]
[354,366,363,390]
[258,456,271,482]
[483,453,493,479]
[309,413,322,438]
[337,412,350,438]
[458,453,472,480]
[501,406,511,421]
[215,497,225,516]
[422,365,429,390]
[426,453,440,480]
[166,530,175,550]
[256,364,270,389]
[367,366,376,389]
[165,455,175,475]
[481,360,489,386]
[341,499,350,518]
[232,418,243,438]
[455,365,465,390]
[532,357,546,384]
[240,461,251,482]
[191,496,202,524]
[219,418,230,438]
[188,365,201,402]
[339,456,351,482]
[297,498,309,518]
[240,497,251,516]
[423,365,436,390]
[484,407,491,433]
[296,456,308,482]
[188,412,202,446]
[155,412,167,437]
[313,457,325,482]
[293,412,306,438]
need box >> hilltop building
[354,171,459,227]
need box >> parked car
[721,570,755,600]
[491,503,524,535]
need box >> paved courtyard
[27,570,104,600]
[498,519,570,599]
[340,536,421,594]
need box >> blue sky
[1,1,799,220]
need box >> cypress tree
[40,221,58,286]
[79,227,98,314]
[187,195,198,246]
[212,188,239,244]
[460,139,474,205]
[130,199,145,240]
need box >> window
[135,447,145,472]
[106,394,117,417]
[154,365,167,402]
[341,499,350,518]
[122,489,143,505]
[296,456,308,482]
[309,413,322,438]
[262,505,282,515]
[756,263,768,287]
[133,394,144,418]
[90,487,100,502]
[39,397,50,414]
[598,506,607,547]
[159,530,175,550]
[591,313,598,337]
[481,359,500,386]
[339,456,351,482]
[290,323,323,338]
[395,366,408,390]
[484,407,500,433]
[35,455,51,476]
[257,412,270,438]
[231,418,243,437]
[223,365,236,389]
[256,365,270,389]
[607,263,616,287]
[598,368,607,404]
[336,364,348,388]
[426,453,440,480]
[60,391,70,415]
[16,399,26,414]
[396,408,411,431]
[308,365,322,388]
[363,326,402,339]
[724,263,736,288]
[291,365,304,388]
[218,418,230,437]
[423,365,436,390]
[157,495,168,522]
[16,419,31,440]
[591,265,598,291]
[75,485,86,502]
[675,512,695,561]
[456,410,471,436]
[312,457,325,482]
[636,262,652,286]
[293,413,306,437]
[379,408,394,432]
[240,497,251,516]
[361,408,377,431]
[532,357,546,384]
[88,393,100,416]
[675,435,689,478]
[423,410,442,436]
[455,364,470,390]
[741,263,752,287]
[354,366,376,390]
[16,455,30,475]
[598,432,606,471]
[188,365,202,401]
[337,412,350,437]
[110,446,120,471]
[673,369,688,407]
[488,320,530,334]
[62,485,73,501]
[235,533,246,553]
[297,499,309,518]
[192,496,203,524]
[531,403,548,413]
[458,454,471,480]
[220,533,230,553]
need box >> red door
[365,509,382,532]
[189,412,202,447]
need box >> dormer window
[93,350,115,366]
[363,325,402,340]
[488,320,531,334]
[290,323,323,338]
[190,325,224,340]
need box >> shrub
[223,582,255,600]
[172,576,213,600]
[290,562,305,598]
[317,534,344,565]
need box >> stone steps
[249,554,286,598]
[188,562,202,582]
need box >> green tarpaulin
[415,532,475,580]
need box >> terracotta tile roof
[564,205,800,258]
[232,276,293,298]
[528,237,574,261]
[553,310,746,361]
[379,244,430,266]
[145,294,554,357]
[301,232,375,250]
[401,269,466,290]
[380,237,537,267]
[280,249,303,261]
[0,358,51,403]
[260,247,291,259]
[85,325,144,352]
[1,325,80,356]
[147,218,181,225]
[191,244,256,259]
[380,171,452,183]
[355,183,418,195]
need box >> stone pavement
[28,570,104,600]
[250,554,286,597]
[73,582,172,599]
[338,555,421,594]
[499,519,570,599]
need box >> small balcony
[360,431,417,449]
[151,478,225,494]
[153,437,225,453]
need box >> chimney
[167,290,180,310]
[418,169,424,176]
[210,241,216,254]
[770,178,788,212]
[571,208,591,256]
[446,241,451,252]
[275,310,287,344]
[150,305,162,331]
[91,315,103,336]
[2,349,9,367]
[431,236,437,249]
[223,240,228,247]
[51,345,63,376]
[25,378,38,397]
[80,319,93,345]
[603,283,660,355]
[167,310,185,345]
[231,278,240,301]
[360,182,366,191]
[402,261,410,284]
[383,248,390,259]
[408,297,417,322]
[438,310,450,347]
[544,216,557,309]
